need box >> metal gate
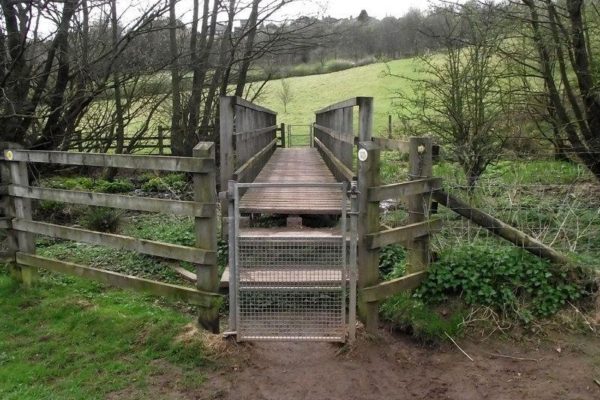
[228,182,357,342]
[287,124,314,147]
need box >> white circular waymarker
[358,148,368,162]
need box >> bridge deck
[239,148,343,215]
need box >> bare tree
[277,78,293,112]
[510,0,600,180]
[392,2,512,190]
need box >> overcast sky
[282,0,430,19]
[172,0,431,24]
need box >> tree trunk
[169,0,184,156]
[34,0,77,149]
[234,0,260,97]
[185,0,219,148]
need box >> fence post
[280,123,285,148]
[77,131,83,152]
[407,136,433,273]
[356,96,380,333]
[193,142,219,333]
[3,145,37,287]
[158,126,164,155]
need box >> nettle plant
[417,244,582,322]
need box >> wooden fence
[357,135,441,332]
[67,126,217,156]
[0,142,222,331]
[311,97,442,332]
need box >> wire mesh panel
[236,237,346,341]
[231,182,353,342]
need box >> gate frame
[226,181,357,342]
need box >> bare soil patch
[195,330,600,400]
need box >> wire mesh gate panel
[228,182,356,342]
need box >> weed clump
[81,207,122,233]
[417,244,583,322]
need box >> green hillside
[254,58,421,135]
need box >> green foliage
[46,176,96,191]
[0,271,209,399]
[141,173,188,193]
[379,245,406,278]
[485,160,589,185]
[380,293,465,343]
[417,244,582,321]
[81,207,122,233]
[45,176,133,193]
[124,214,194,246]
[94,179,134,193]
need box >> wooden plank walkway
[239,148,344,215]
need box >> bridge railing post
[219,96,235,238]
[280,123,285,148]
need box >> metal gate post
[348,181,358,342]
[227,180,237,332]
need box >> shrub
[95,179,133,193]
[81,207,122,233]
[416,243,582,321]
[46,177,95,191]
[35,200,82,224]
[141,173,188,193]
[324,59,355,73]
[379,244,406,278]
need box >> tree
[392,2,512,190]
[277,79,293,112]
[513,0,600,180]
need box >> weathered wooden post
[3,144,37,287]
[356,97,381,333]
[280,123,286,148]
[407,136,433,273]
[219,96,235,237]
[158,126,165,155]
[193,142,219,333]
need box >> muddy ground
[131,328,600,400]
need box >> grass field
[253,58,420,134]
[0,271,214,399]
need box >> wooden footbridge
[0,95,442,344]
[218,96,441,342]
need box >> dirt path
[196,330,600,400]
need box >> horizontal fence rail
[8,185,215,217]
[16,253,220,308]
[12,218,216,265]
[3,150,212,173]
